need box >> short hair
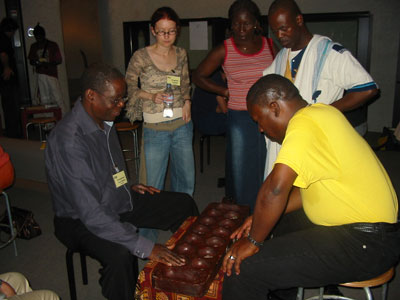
[80,63,124,98]
[268,0,302,18]
[150,7,181,28]
[228,0,262,25]
[33,23,45,37]
[247,74,300,107]
[0,17,18,33]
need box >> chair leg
[38,124,43,141]
[382,283,388,300]
[364,287,373,300]
[132,129,140,178]
[297,287,304,300]
[80,252,88,285]
[1,191,17,256]
[66,249,78,300]
[200,135,205,173]
[206,135,211,165]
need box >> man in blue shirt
[45,63,199,300]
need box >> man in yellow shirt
[221,74,399,300]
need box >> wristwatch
[247,233,264,247]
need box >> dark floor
[0,130,399,300]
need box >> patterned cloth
[135,217,224,300]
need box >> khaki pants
[0,273,59,300]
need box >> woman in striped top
[193,0,275,211]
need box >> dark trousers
[222,210,400,300]
[0,78,21,138]
[54,191,199,300]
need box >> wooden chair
[115,121,140,177]
[297,267,395,300]
[25,116,57,141]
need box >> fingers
[149,186,161,193]
[222,252,233,276]
[151,245,186,266]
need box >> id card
[167,75,180,86]
[113,170,128,188]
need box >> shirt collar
[73,98,114,135]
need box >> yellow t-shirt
[276,104,398,226]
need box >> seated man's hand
[131,184,160,195]
[149,244,186,266]
[222,237,259,276]
[230,215,253,240]
[0,280,16,298]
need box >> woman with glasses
[192,0,276,212]
[125,7,194,205]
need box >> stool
[297,267,395,300]
[0,191,18,256]
[26,117,57,141]
[66,249,88,300]
[115,122,140,177]
[199,134,211,173]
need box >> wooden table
[21,105,62,138]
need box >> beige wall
[21,0,70,110]
[98,0,400,132]
[13,0,400,132]
[60,0,103,102]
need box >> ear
[150,26,156,37]
[296,14,304,26]
[269,100,281,118]
[85,89,96,103]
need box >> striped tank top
[223,37,274,110]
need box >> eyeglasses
[95,90,128,106]
[155,29,177,36]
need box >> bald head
[247,74,301,108]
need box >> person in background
[0,145,13,190]
[263,0,379,177]
[221,74,399,300]
[125,6,194,242]
[0,272,59,300]
[192,68,227,137]
[192,0,275,211]
[28,23,67,115]
[0,18,21,138]
[45,63,199,300]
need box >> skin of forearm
[193,74,228,97]
[250,179,290,243]
[331,89,378,112]
[284,187,302,214]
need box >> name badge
[113,170,128,188]
[167,75,180,86]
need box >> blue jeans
[143,119,195,196]
[226,110,266,212]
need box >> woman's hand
[182,100,191,123]
[152,92,165,104]
[216,96,228,114]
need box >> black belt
[346,222,399,234]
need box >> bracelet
[247,233,263,247]
[184,99,191,103]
